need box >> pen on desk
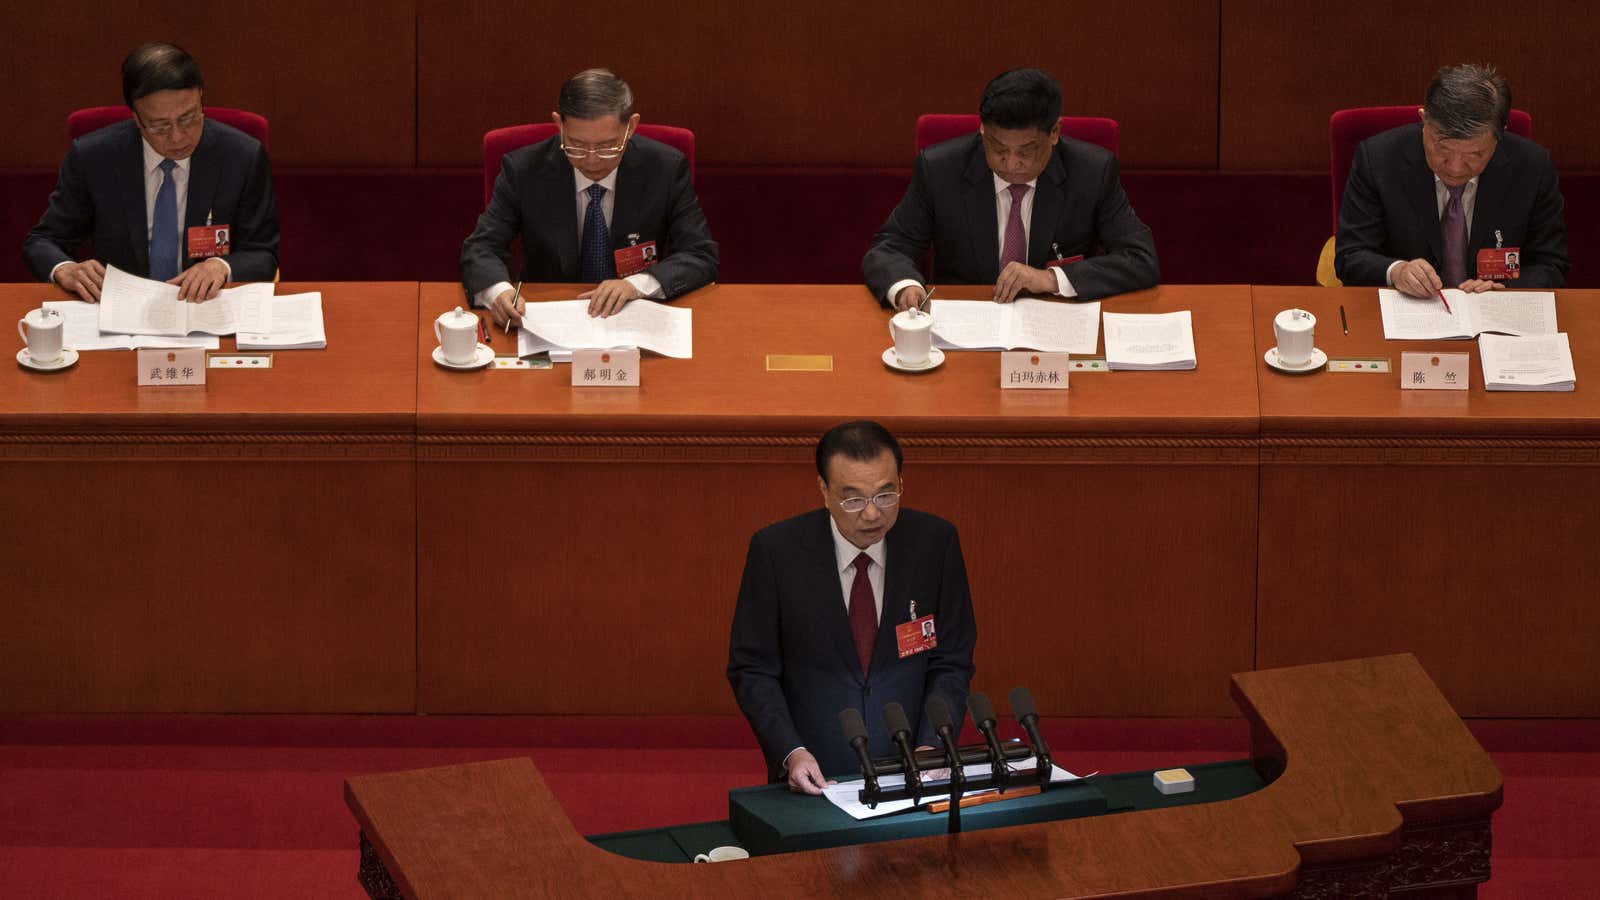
[1339,304,1348,335]
[1436,288,1452,315]
[504,280,523,334]
[478,315,490,346]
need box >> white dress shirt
[1384,174,1479,286]
[886,173,1077,304]
[474,167,665,308]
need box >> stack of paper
[1103,310,1197,370]
[517,299,692,360]
[822,756,1085,820]
[1478,333,1576,391]
[45,300,219,350]
[237,292,326,349]
[929,298,1100,353]
[1378,289,1557,340]
[97,264,273,337]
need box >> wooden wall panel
[0,1,417,168]
[414,0,1220,169]
[1220,0,1600,170]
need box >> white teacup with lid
[18,306,64,364]
[434,306,480,366]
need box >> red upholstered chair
[67,106,270,148]
[914,114,1119,153]
[481,123,696,206]
[1319,105,1532,285]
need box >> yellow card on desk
[137,348,205,386]
[766,354,833,372]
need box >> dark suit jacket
[727,508,977,781]
[23,119,280,283]
[862,133,1159,304]
[1335,123,1568,288]
[459,134,719,299]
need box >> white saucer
[1264,347,1327,373]
[432,343,494,371]
[17,347,78,372]
[882,346,945,373]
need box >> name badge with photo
[613,240,658,277]
[1476,247,1521,280]
[187,225,231,259]
[895,614,937,659]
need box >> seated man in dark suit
[1336,63,1567,294]
[23,42,279,302]
[863,67,1159,311]
[461,68,719,323]
[728,421,977,793]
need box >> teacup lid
[23,306,60,326]
[438,305,475,325]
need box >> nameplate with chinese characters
[207,352,274,369]
[571,348,640,387]
[1400,351,1469,391]
[137,348,206,386]
[1001,351,1068,390]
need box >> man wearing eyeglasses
[23,43,280,302]
[728,420,976,793]
[864,68,1158,310]
[461,68,719,321]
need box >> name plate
[766,354,834,372]
[1001,351,1068,390]
[572,348,640,387]
[1401,351,1469,391]
[137,348,206,385]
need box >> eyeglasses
[560,125,631,160]
[139,109,204,139]
[836,490,901,514]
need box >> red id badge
[186,225,231,259]
[1046,254,1084,270]
[1476,247,1521,280]
[613,240,658,277]
[895,615,937,659]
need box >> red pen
[1436,289,1452,315]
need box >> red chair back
[67,105,269,148]
[1329,105,1531,232]
[481,123,696,206]
[914,114,1119,154]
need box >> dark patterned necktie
[149,159,179,281]
[848,553,876,675]
[1000,183,1030,269]
[580,183,615,282]
[1441,183,1468,288]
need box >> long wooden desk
[345,653,1503,899]
[0,282,418,712]
[1253,286,1600,715]
[415,283,1260,717]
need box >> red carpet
[1,716,1594,898]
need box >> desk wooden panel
[1253,286,1600,715]
[0,282,419,712]
[347,654,1501,898]
[416,283,1259,717]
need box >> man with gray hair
[1335,64,1567,293]
[461,68,718,320]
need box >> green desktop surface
[588,758,1267,862]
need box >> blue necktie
[149,158,179,281]
[580,182,615,282]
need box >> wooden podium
[345,654,1502,898]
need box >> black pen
[1339,304,1348,335]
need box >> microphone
[967,692,1010,790]
[925,695,965,834]
[883,701,922,804]
[837,708,879,800]
[1009,686,1053,784]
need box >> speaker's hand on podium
[916,744,950,783]
[784,749,834,795]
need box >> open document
[517,299,692,359]
[96,264,272,337]
[1478,332,1576,391]
[44,300,218,350]
[237,292,326,350]
[1378,289,1557,340]
[823,756,1085,820]
[1103,310,1197,370]
[930,299,1100,353]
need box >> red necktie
[848,553,876,675]
[1000,183,1031,269]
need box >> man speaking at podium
[727,421,976,794]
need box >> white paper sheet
[1379,289,1556,340]
[44,300,218,351]
[237,292,326,350]
[930,299,1099,353]
[1478,332,1576,391]
[823,757,1085,820]
[517,299,692,359]
[96,265,272,337]
[1103,310,1196,370]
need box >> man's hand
[579,279,642,318]
[894,284,928,312]
[54,260,106,303]
[915,745,950,784]
[168,258,229,302]
[784,749,834,795]
[1392,258,1444,298]
[490,289,524,330]
[994,262,1057,303]
[1457,278,1507,293]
